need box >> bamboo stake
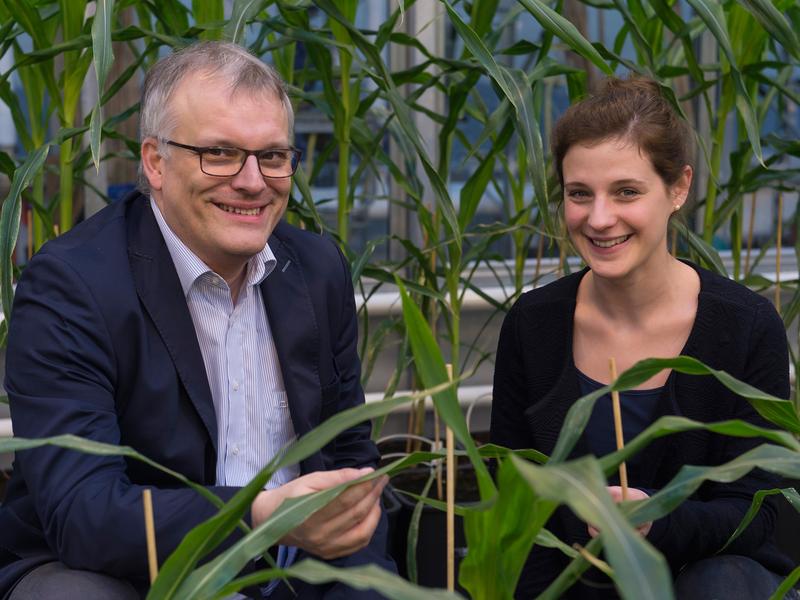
[445,363,455,592]
[775,192,783,314]
[608,358,628,500]
[434,407,443,500]
[142,489,158,584]
[745,191,756,276]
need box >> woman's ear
[141,138,165,191]
[671,164,693,210]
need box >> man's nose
[231,155,267,193]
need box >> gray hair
[138,41,294,191]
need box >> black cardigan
[491,264,793,598]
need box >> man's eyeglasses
[162,140,302,179]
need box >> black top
[491,263,792,599]
[579,369,662,479]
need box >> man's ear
[141,138,165,191]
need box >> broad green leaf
[442,0,551,233]
[397,279,495,498]
[671,220,728,276]
[738,0,800,61]
[214,559,461,600]
[515,0,613,76]
[0,434,225,507]
[225,0,270,43]
[149,388,450,598]
[686,0,763,164]
[89,0,115,171]
[512,455,673,600]
[770,565,800,600]
[193,0,225,40]
[460,458,555,600]
[719,488,783,551]
[611,357,800,434]
[1,144,50,323]
[627,444,800,528]
[406,469,434,583]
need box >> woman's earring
[673,203,681,212]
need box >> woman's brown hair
[551,77,693,189]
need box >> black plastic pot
[384,464,478,593]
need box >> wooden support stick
[434,406,443,501]
[445,363,455,592]
[776,192,783,314]
[745,191,756,276]
[142,489,158,584]
[608,358,628,501]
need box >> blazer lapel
[260,231,322,467]
[126,195,218,450]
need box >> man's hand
[252,467,388,559]
[587,486,652,538]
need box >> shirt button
[232,445,240,455]
[233,381,239,391]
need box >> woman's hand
[587,486,652,538]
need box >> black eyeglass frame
[162,139,302,179]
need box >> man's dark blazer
[0,191,393,598]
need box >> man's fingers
[315,500,384,560]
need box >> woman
[490,77,795,599]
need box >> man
[0,42,393,599]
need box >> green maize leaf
[405,469,434,583]
[609,0,655,70]
[686,0,763,165]
[458,150,496,231]
[600,417,800,478]
[738,0,800,61]
[175,452,436,599]
[550,355,800,464]
[150,388,449,598]
[89,0,115,172]
[443,0,551,234]
[781,487,800,511]
[537,536,604,599]
[312,0,461,248]
[535,528,580,559]
[627,444,800,528]
[225,0,269,43]
[0,434,226,508]
[516,0,613,76]
[719,488,783,552]
[397,279,495,498]
[214,559,461,600]
[770,565,800,600]
[461,458,556,600]
[1,144,49,323]
[611,356,800,434]
[193,0,225,40]
[671,220,727,276]
[512,455,673,600]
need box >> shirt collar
[149,196,276,297]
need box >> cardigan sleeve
[490,302,535,450]
[646,298,789,572]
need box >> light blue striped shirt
[150,198,300,489]
[150,199,298,595]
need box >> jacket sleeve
[646,299,789,570]
[6,251,242,582]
